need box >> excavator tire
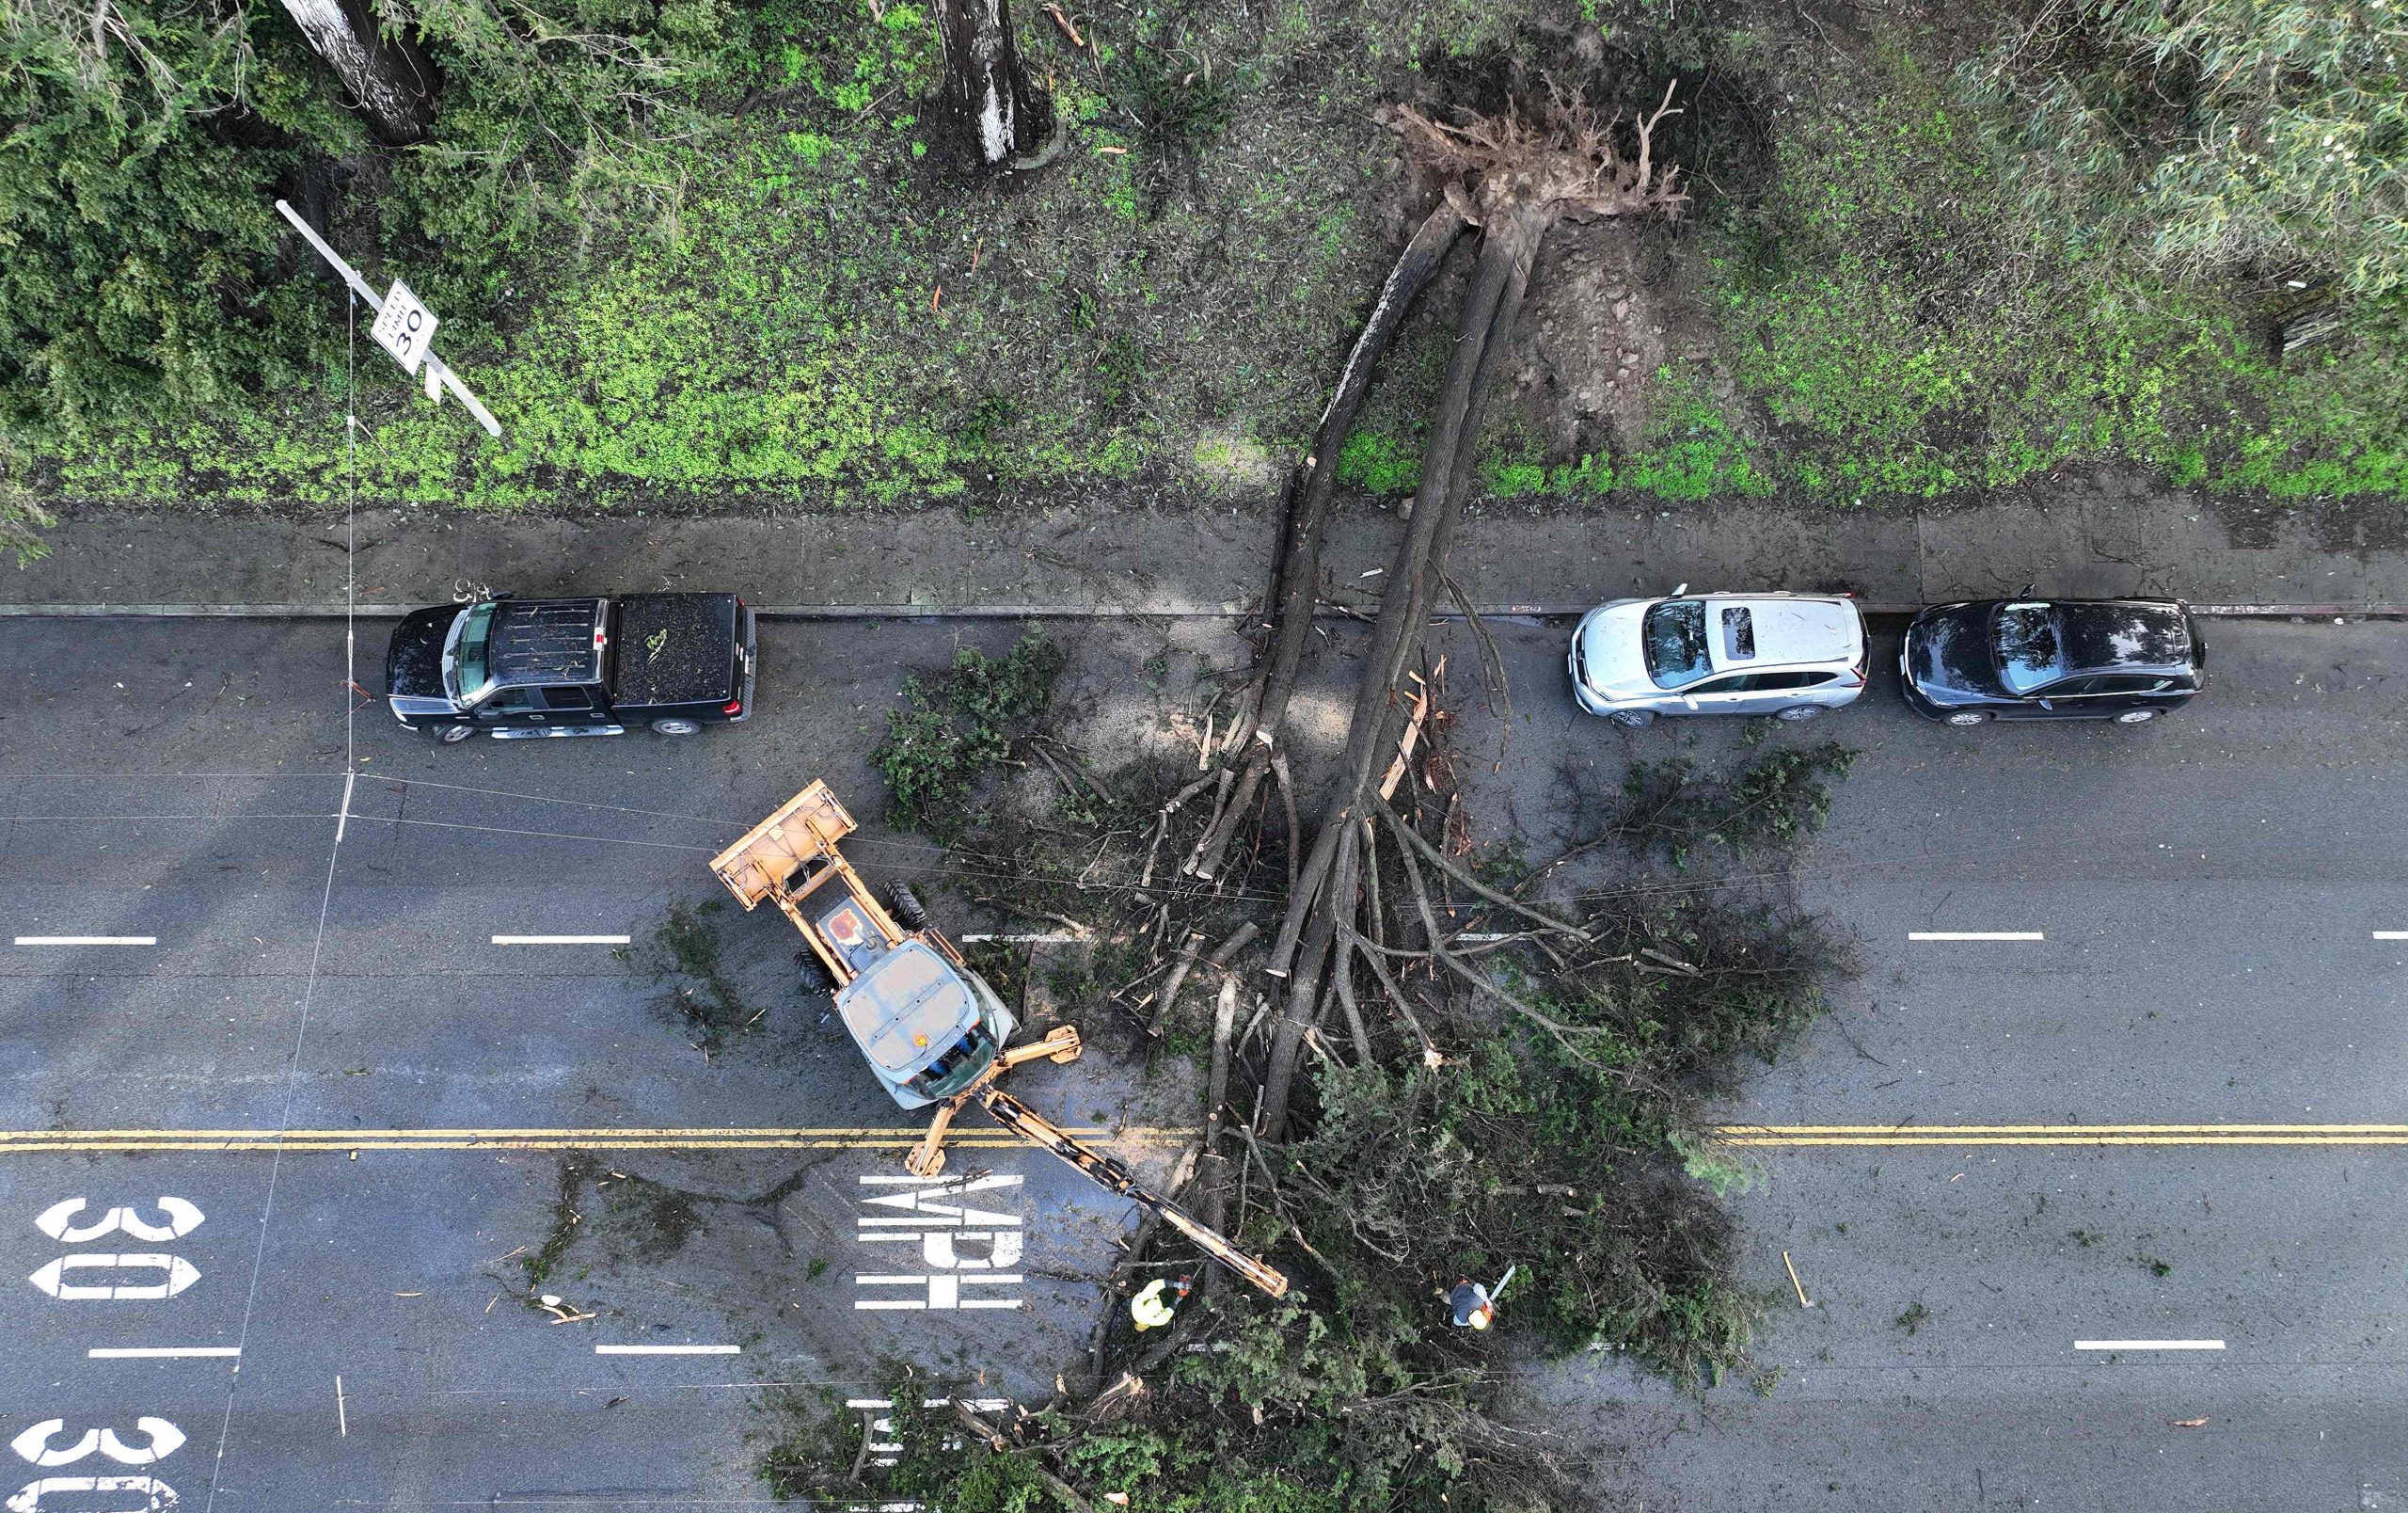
[888,883,930,931]
[797,950,835,995]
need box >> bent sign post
[272,199,501,438]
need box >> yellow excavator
[711,781,1287,1298]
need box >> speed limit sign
[369,279,440,374]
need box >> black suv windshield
[1642,600,1711,689]
[448,603,498,703]
[1993,602,2062,694]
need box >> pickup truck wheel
[437,724,477,744]
[650,718,702,736]
[888,883,929,931]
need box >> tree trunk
[937,0,1053,168]
[279,0,437,146]
[1256,217,1538,1135]
[1183,202,1465,882]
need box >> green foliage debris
[873,633,1061,834]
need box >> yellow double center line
[0,1126,1190,1155]
[1718,1123,2408,1148]
[0,1123,2384,1155]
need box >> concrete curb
[2,601,2401,621]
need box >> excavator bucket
[709,780,858,908]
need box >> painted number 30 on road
[12,1195,206,1510]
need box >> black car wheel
[651,717,702,736]
[1607,709,1656,728]
[438,724,477,743]
[1943,709,1990,727]
[1774,704,1825,723]
[2113,708,2160,724]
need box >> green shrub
[1963,0,2408,295]
[0,1,341,435]
[873,633,1061,833]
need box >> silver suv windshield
[1642,599,1711,689]
[443,603,498,704]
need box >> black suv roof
[489,598,605,686]
[2056,600,2194,677]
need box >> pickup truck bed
[610,594,743,709]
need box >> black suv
[1901,598,2205,725]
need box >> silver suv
[1569,588,1867,727]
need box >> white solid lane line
[594,1344,739,1355]
[491,934,631,946]
[88,1347,241,1360]
[2373,932,2408,940]
[1908,932,2044,942]
[2074,1340,2225,1351]
[15,935,156,946]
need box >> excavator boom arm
[980,1088,1289,1298]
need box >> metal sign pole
[273,199,502,438]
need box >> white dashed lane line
[490,934,631,946]
[88,1347,241,1360]
[1908,931,2045,942]
[594,1345,740,1356]
[2074,1340,2226,1351]
[13,935,156,947]
[2373,932,2408,940]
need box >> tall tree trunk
[280,0,436,146]
[1256,215,1538,1135]
[938,0,1052,168]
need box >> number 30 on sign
[370,280,440,376]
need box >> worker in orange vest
[1448,1265,1514,1330]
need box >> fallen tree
[1229,85,1691,1137]
[754,81,1876,1513]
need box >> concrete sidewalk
[6,469,2402,616]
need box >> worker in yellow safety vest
[1131,1274,1192,1330]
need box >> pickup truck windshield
[446,603,498,703]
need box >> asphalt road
[5,609,2405,1510]
[0,613,1229,1510]
[1474,617,2408,1513]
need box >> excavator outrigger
[712,781,1287,1298]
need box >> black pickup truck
[384,594,758,742]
